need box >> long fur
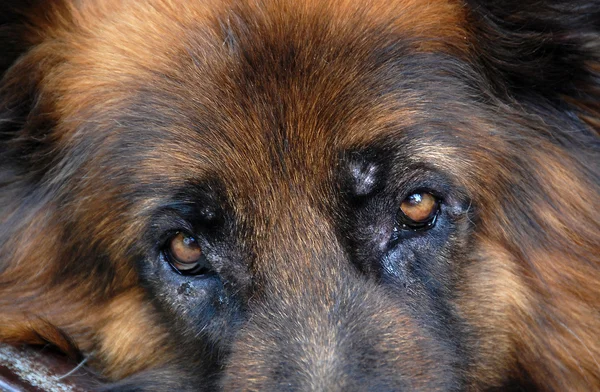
[1,0,598,391]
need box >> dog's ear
[0,0,40,138]
[466,0,600,130]
[0,1,64,174]
[0,1,41,76]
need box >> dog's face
[0,0,599,391]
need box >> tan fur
[0,0,598,390]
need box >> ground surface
[0,344,92,392]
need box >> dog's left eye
[166,232,208,275]
[397,191,440,231]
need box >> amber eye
[398,191,440,230]
[167,232,204,273]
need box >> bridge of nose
[222,201,456,391]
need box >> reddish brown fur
[0,0,598,390]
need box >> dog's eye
[397,192,440,231]
[167,232,206,274]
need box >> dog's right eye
[396,191,440,231]
[166,232,207,275]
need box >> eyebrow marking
[347,158,379,197]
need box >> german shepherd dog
[1,0,598,390]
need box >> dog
[0,0,598,390]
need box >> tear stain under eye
[174,279,230,308]
[382,247,416,286]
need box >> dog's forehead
[44,0,468,127]
[40,0,476,199]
